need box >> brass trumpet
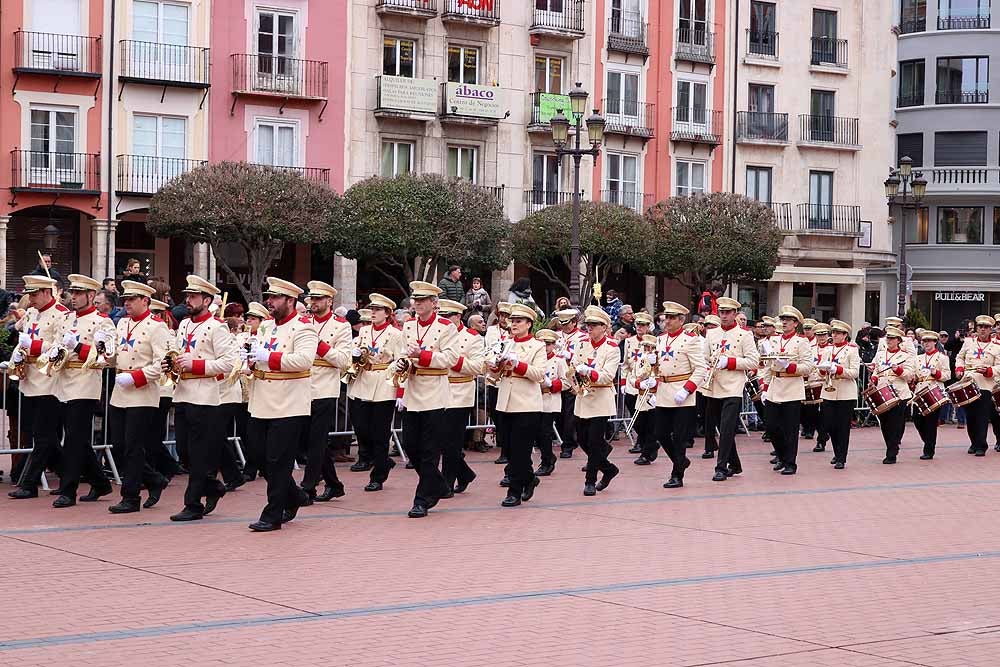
[342,347,372,385]
[36,345,69,376]
[160,349,183,386]
[82,338,110,371]
[6,345,29,381]
[385,358,412,389]
[572,368,593,397]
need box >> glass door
[809,170,833,228]
[676,80,708,134]
[811,9,838,64]
[256,10,297,93]
[29,107,77,185]
[532,153,562,205]
[606,71,640,127]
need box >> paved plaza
[1,424,999,666]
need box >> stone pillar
[0,217,8,289]
[332,254,358,307]
[644,275,656,314]
[92,220,112,282]
[767,280,793,312]
[107,220,118,279]
[492,262,514,305]
[838,282,867,331]
[193,243,210,277]
[206,246,217,284]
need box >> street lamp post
[550,82,605,308]
[884,156,927,318]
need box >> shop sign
[378,75,437,114]
[445,82,504,118]
[935,292,985,302]
[536,93,571,123]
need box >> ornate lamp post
[884,156,927,318]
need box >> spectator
[31,250,64,288]
[613,305,636,335]
[736,312,748,328]
[395,309,411,326]
[603,289,623,324]
[654,312,667,335]
[463,276,491,312]
[346,309,363,334]
[437,265,465,302]
[507,277,545,318]
[120,257,147,284]
[95,289,125,324]
[102,278,119,294]
[698,284,723,315]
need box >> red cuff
[589,370,599,383]
[683,380,697,394]
[933,369,942,379]
[396,387,404,398]
[787,363,797,375]
[762,383,769,392]
[836,365,844,376]
[893,366,903,376]
[29,340,42,356]
[634,379,644,389]
[268,352,282,371]
[317,341,331,357]
[451,356,464,373]
[619,378,626,386]
[551,379,563,393]
[986,368,994,378]
[957,367,965,374]
[130,369,147,388]
[191,359,206,376]
[726,357,737,371]
[514,361,528,376]
[77,343,91,360]
[418,350,433,367]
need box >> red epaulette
[55,304,69,312]
[299,315,312,323]
[849,342,858,347]
[335,315,347,323]
[607,340,619,348]
[741,325,751,331]
[151,314,163,322]
[685,331,697,337]
[97,312,110,318]
[438,317,451,325]
[215,317,225,323]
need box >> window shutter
[896,133,923,167]
[934,131,987,166]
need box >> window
[447,146,477,182]
[748,1,777,56]
[381,141,413,177]
[531,153,562,204]
[993,208,1000,245]
[255,119,297,167]
[746,166,772,203]
[447,45,478,84]
[678,0,707,41]
[936,56,989,104]
[676,79,708,128]
[606,71,640,122]
[133,114,186,182]
[809,170,834,228]
[610,0,642,36]
[605,153,639,209]
[906,207,929,244]
[29,106,77,174]
[897,133,924,167]
[938,0,990,29]
[134,1,189,44]
[808,89,835,141]
[536,0,564,13]
[383,38,415,77]
[811,9,838,65]
[534,55,563,93]
[900,0,927,33]
[938,206,984,243]
[256,8,295,79]
[675,160,705,197]
[934,131,988,165]
[898,60,925,107]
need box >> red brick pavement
[1,423,998,666]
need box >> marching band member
[149,299,184,481]
[870,326,917,464]
[817,320,860,469]
[800,319,820,444]
[485,302,511,464]
[702,297,759,482]
[167,275,238,522]
[238,302,270,481]
[555,308,587,458]
[246,278,318,532]
[492,304,546,507]
[807,323,831,452]
[622,312,655,456]
[955,315,1000,456]
[762,306,814,475]
[438,299,484,494]
[348,294,405,492]
[750,319,770,436]
[395,281,458,518]
[48,275,117,507]
[218,304,250,489]
[877,317,917,357]
[349,308,373,471]
[913,331,951,460]
[535,329,565,476]
[570,306,620,496]
[300,281,352,502]
[107,281,170,513]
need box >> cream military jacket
[220,329,250,405]
[805,337,821,382]
[558,327,588,358]
[16,299,68,397]
[570,335,619,419]
[448,324,485,409]
[348,322,406,403]
[876,336,917,358]
[542,353,567,413]
[172,313,237,407]
[484,324,509,350]
[54,306,118,402]
[248,312,319,419]
[762,333,814,403]
[956,337,1000,391]
[495,335,546,413]
[702,324,759,399]
[817,342,860,401]
[622,335,645,397]
[309,312,353,400]
[871,346,918,401]
[652,329,706,409]
[915,349,951,393]
[110,310,170,409]
[397,315,459,412]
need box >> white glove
[774,358,791,370]
[395,358,409,373]
[18,333,31,349]
[10,349,23,364]
[115,372,135,388]
[645,352,657,365]
[48,346,61,360]
[760,341,772,356]
[62,332,78,348]
[575,363,590,375]
[640,377,657,390]
[716,356,729,370]
[619,383,627,394]
[544,375,553,387]
[395,397,406,412]
[822,361,836,373]
[559,349,573,361]
[93,330,110,346]
[352,347,363,358]
[502,349,519,363]
[648,395,657,408]
[674,388,690,405]
[252,346,271,363]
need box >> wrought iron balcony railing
[250,163,331,184]
[441,0,500,24]
[524,189,582,215]
[736,111,788,142]
[675,28,715,64]
[936,88,989,104]
[13,31,101,77]
[119,41,210,87]
[670,107,722,144]
[746,29,778,58]
[530,0,584,35]
[11,150,101,193]
[116,155,206,196]
[798,114,859,147]
[608,17,648,55]
[600,189,653,213]
[231,53,328,99]
[810,37,848,68]
[602,99,655,137]
[376,0,437,16]
[938,13,990,30]
[793,204,861,235]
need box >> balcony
[745,29,779,61]
[735,111,788,144]
[250,163,331,185]
[810,37,848,69]
[925,167,1000,195]
[608,17,648,58]
[119,41,210,89]
[530,1,585,38]
[797,115,860,150]
[791,204,861,236]
[527,91,571,131]
[13,31,101,79]
[375,75,437,120]
[938,14,990,30]
[898,17,926,34]
[375,0,437,18]
[441,0,500,26]
[675,28,715,65]
[116,155,206,196]
[524,190,580,215]
[477,184,505,205]
[602,99,655,139]
[765,202,793,229]
[231,54,328,103]
[897,91,924,108]
[670,107,722,145]
[440,82,505,126]
[936,88,989,104]
[600,189,653,213]
[11,150,100,195]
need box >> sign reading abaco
[444,82,504,119]
[378,75,437,114]
[935,292,985,302]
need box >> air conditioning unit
[52,52,81,71]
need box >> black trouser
[965,390,995,453]
[534,412,558,467]
[248,415,309,524]
[753,399,767,429]
[576,415,616,484]
[151,396,182,478]
[353,399,396,483]
[350,398,372,464]
[176,403,226,513]
[218,402,246,485]
[401,408,450,507]
[59,399,107,497]
[560,392,577,452]
[301,397,342,494]
[802,403,829,443]
[497,411,540,496]
[17,394,62,489]
[651,406,694,479]
[766,400,801,469]
[823,399,854,463]
[442,406,476,490]
[625,393,654,449]
[913,406,940,457]
[109,405,167,501]
[703,394,720,454]
[706,396,742,474]
[879,402,907,460]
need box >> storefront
[910,290,1000,332]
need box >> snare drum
[745,376,764,402]
[863,384,901,416]
[913,384,949,417]
[947,377,981,407]
[803,381,824,405]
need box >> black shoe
[834,462,845,469]
[407,504,428,518]
[802,432,814,440]
[80,482,113,502]
[440,489,455,499]
[521,476,540,502]
[769,450,777,456]
[109,499,140,514]
[559,450,573,459]
[299,489,315,506]
[170,508,203,522]
[701,451,714,459]
[499,475,511,488]
[315,485,345,502]
[727,466,742,477]
[920,454,933,460]
[712,471,727,482]
[534,464,554,477]
[143,479,167,509]
[204,493,223,516]
[580,465,587,472]
[364,481,383,492]
[52,495,76,508]
[831,456,838,465]
[48,488,62,496]
[773,461,785,471]
[813,443,826,452]
[349,461,372,472]
[249,520,280,532]
[628,444,642,454]
[762,434,772,442]
[663,477,683,489]
[596,465,619,491]
[583,483,597,497]
[882,457,897,464]
[405,462,416,469]
[975,450,987,457]
[769,456,779,465]
[968,445,977,454]
[8,487,37,499]
[454,471,476,493]
[780,465,797,475]
[494,455,508,464]
[501,495,521,507]
[224,479,245,493]
[243,472,258,482]
[633,455,652,466]
[280,508,297,524]
[686,441,694,449]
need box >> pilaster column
[644,275,656,314]
[332,254,357,307]
[106,220,118,279]
[0,217,9,289]
[193,243,210,278]
[493,262,514,305]
[838,282,866,331]
[92,220,110,282]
